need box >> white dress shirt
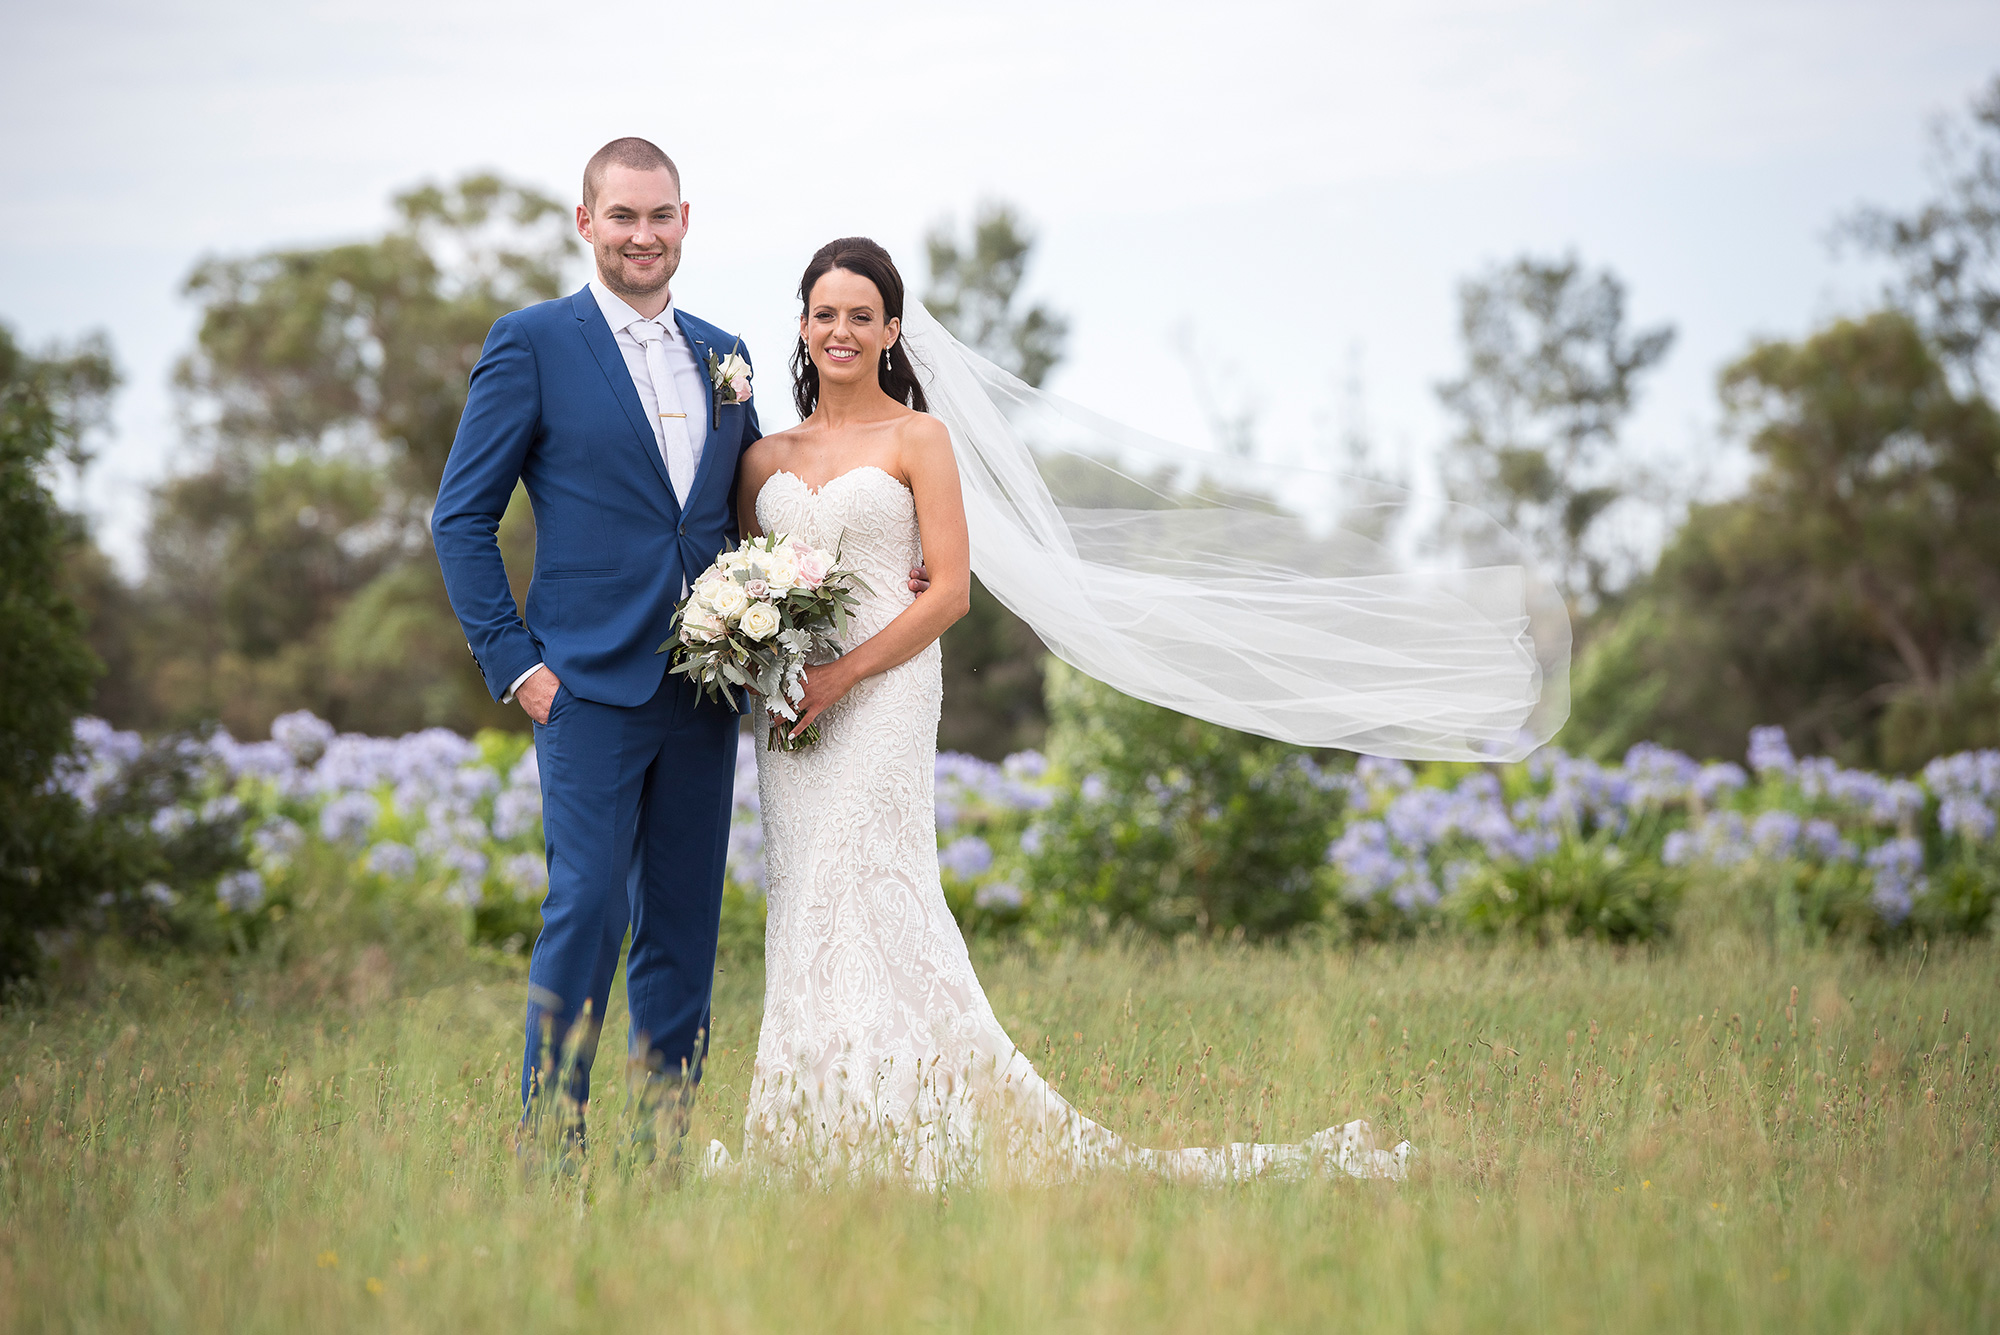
[506,280,710,704]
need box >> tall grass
[3,929,1994,1331]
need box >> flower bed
[54,714,2000,948]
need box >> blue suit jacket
[432,287,761,707]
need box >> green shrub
[1022,662,1343,939]
[1912,852,1999,940]
[1450,836,1681,943]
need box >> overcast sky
[3,0,1996,573]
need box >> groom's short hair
[583,138,681,210]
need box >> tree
[1846,75,2000,394]
[178,173,573,498]
[1567,312,2000,766]
[924,205,1070,757]
[104,175,571,738]
[0,322,115,980]
[1437,253,1675,608]
[924,204,1069,387]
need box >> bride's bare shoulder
[742,427,809,485]
[892,408,951,456]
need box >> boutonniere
[706,341,752,430]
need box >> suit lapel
[570,288,679,516]
[675,307,725,511]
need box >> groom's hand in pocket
[517,667,561,726]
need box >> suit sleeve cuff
[503,662,546,704]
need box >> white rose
[739,601,781,640]
[722,547,753,572]
[762,549,799,594]
[707,579,750,620]
[682,607,725,643]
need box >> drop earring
[883,346,893,372]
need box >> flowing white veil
[895,301,1570,763]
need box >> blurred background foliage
[5,79,2000,988]
[1023,661,1343,940]
[2,324,251,982]
[11,75,1999,805]
[1,322,117,979]
[65,175,567,740]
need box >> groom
[433,138,752,1137]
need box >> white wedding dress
[710,463,1411,1186]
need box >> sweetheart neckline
[764,464,912,499]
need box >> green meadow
[4,925,1994,1332]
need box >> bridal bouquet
[660,533,868,751]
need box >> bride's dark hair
[790,237,929,419]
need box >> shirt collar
[588,278,677,336]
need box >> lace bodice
[757,467,923,645]
[732,463,1408,1185]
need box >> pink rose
[730,373,751,404]
[794,549,830,588]
[744,578,770,600]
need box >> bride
[721,238,1425,1184]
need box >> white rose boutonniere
[706,341,752,431]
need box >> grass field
[3,930,1995,1332]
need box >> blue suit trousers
[522,669,737,1110]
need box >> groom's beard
[599,244,678,303]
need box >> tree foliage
[1569,312,2000,766]
[96,175,570,738]
[924,203,1069,388]
[1565,77,2000,768]
[1437,253,1675,607]
[178,173,573,496]
[0,324,115,980]
[924,205,1070,757]
[1846,75,2000,393]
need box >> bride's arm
[786,415,971,738]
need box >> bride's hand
[790,658,856,738]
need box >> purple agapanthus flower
[217,869,266,913]
[1864,837,1926,924]
[1747,726,1795,777]
[319,791,379,846]
[366,842,418,880]
[938,836,995,879]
